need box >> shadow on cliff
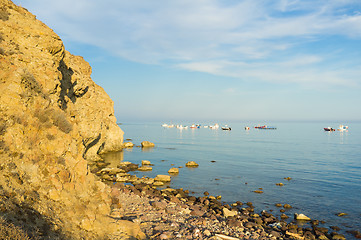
[57,60,88,110]
[0,189,70,240]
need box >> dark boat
[221,126,231,131]
[324,127,335,131]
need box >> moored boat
[324,127,335,131]
[337,125,348,132]
[255,125,277,130]
[210,124,219,129]
[221,125,231,131]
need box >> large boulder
[141,141,155,148]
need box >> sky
[13,0,361,122]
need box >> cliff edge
[0,0,142,239]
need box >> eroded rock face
[0,0,131,239]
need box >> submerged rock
[168,167,179,174]
[141,141,155,148]
[185,161,199,167]
[141,160,152,165]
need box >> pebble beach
[96,159,361,240]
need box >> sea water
[104,121,361,237]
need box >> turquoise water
[110,121,361,237]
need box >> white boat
[177,125,188,129]
[209,123,219,129]
[337,125,348,132]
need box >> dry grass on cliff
[0,6,10,21]
[33,107,73,134]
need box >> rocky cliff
[0,0,142,239]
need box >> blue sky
[14,0,361,122]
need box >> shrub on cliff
[50,110,72,133]
[0,6,10,21]
[0,118,6,135]
[34,107,72,134]
[0,217,30,240]
[20,72,43,95]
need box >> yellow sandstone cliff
[0,0,143,239]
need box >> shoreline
[95,159,360,239]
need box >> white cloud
[14,0,361,87]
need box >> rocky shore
[97,159,360,240]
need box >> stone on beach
[284,204,292,209]
[138,166,152,171]
[123,142,134,148]
[168,167,179,174]
[141,141,155,148]
[97,167,124,175]
[154,175,171,182]
[153,181,164,186]
[295,213,311,221]
[223,208,238,218]
[185,161,199,167]
[141,160,152,165]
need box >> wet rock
[294,213,311,221]
[284,177,292,181]
[280,213,289,219]
[330,226,340,231]
[153,181,164,186]
[141,141,155,147]
[168,167,179,174]
[253,190,263,194]
[336,212,347,217]
[303,231,316,240]
[154,175,171,182]
[141,160,152,165]
[138,166,152,171]
[275,203,283,207]
[346,230,361,239]
[185,161,199,167]
[331,233,346,240]
[283,204,292,209]
[123,142,134,148]
[276,183,284,186]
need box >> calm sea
[104,121,361,238]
